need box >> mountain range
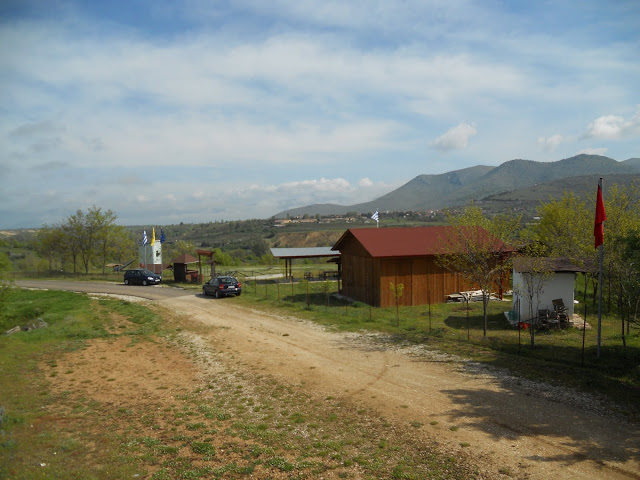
[275,154,640,218]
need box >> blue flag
[160,228,166,243]
[143,230,148,245]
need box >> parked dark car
[203,276,242,298]
[124,268,162,286]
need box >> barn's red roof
[332,226,512,258]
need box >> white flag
[143,230,148,245]
[371,211,379,221]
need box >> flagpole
[596,178,604,359]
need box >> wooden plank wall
[379,257,470,307]
[342,254,380,305]
[339,242,510,308]
[340,238,381,306]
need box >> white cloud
[577,147,608,156]
[1,1,639,228]
[537,134,564,152]
[430,123,477,152]
[583,106,640,139]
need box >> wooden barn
[331,226,512,308]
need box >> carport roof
[172,254,199,264]
[270,247,339,259]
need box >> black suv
[124,269,162,286]
[202,276,242,298]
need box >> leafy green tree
[34,207,134,274]
[530,192,591,260]
[171,240,196,257]
[62,206,119,274]
[248,237,269,257]
[615,232,640,345]
[0,252,13,323]
[35,225,67,271]
[600,183,640,311]
[212,248,235,266]
[61,213,83,273]
[101,225,136,272]
[0,252,11,275]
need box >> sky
[1,0,639,229]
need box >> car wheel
[142,280,148,286]
[202,288,207,296]
[236,292,241,296]
[215,290,220,299]
[124,279,129,285]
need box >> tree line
[36,207,135,274]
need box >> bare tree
[513,257,555,348]
[437,205,519,337]
[390,281,405,327]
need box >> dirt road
[158,294,639,480]
[18,280,640,478]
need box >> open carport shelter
[171,254,200,283]
[270,247,341,281]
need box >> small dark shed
[172,254,200,282]
[332,226,511,307]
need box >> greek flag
[371,210,379,221]
[142,230,148,245]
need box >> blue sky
[1,0,639,228]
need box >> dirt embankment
[272,230,343,248]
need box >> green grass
[0,289,165,479]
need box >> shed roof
[172,254,199,264]
[513,257,596,274]
[270,247,339,259]
[332,226,512,258]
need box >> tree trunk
[482,295,488,337]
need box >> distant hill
[476,172,640,217]
[275,154,640,217]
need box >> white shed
[512,257,592,322]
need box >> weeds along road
[16,280,640,480]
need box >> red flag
[594,184,606,248]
